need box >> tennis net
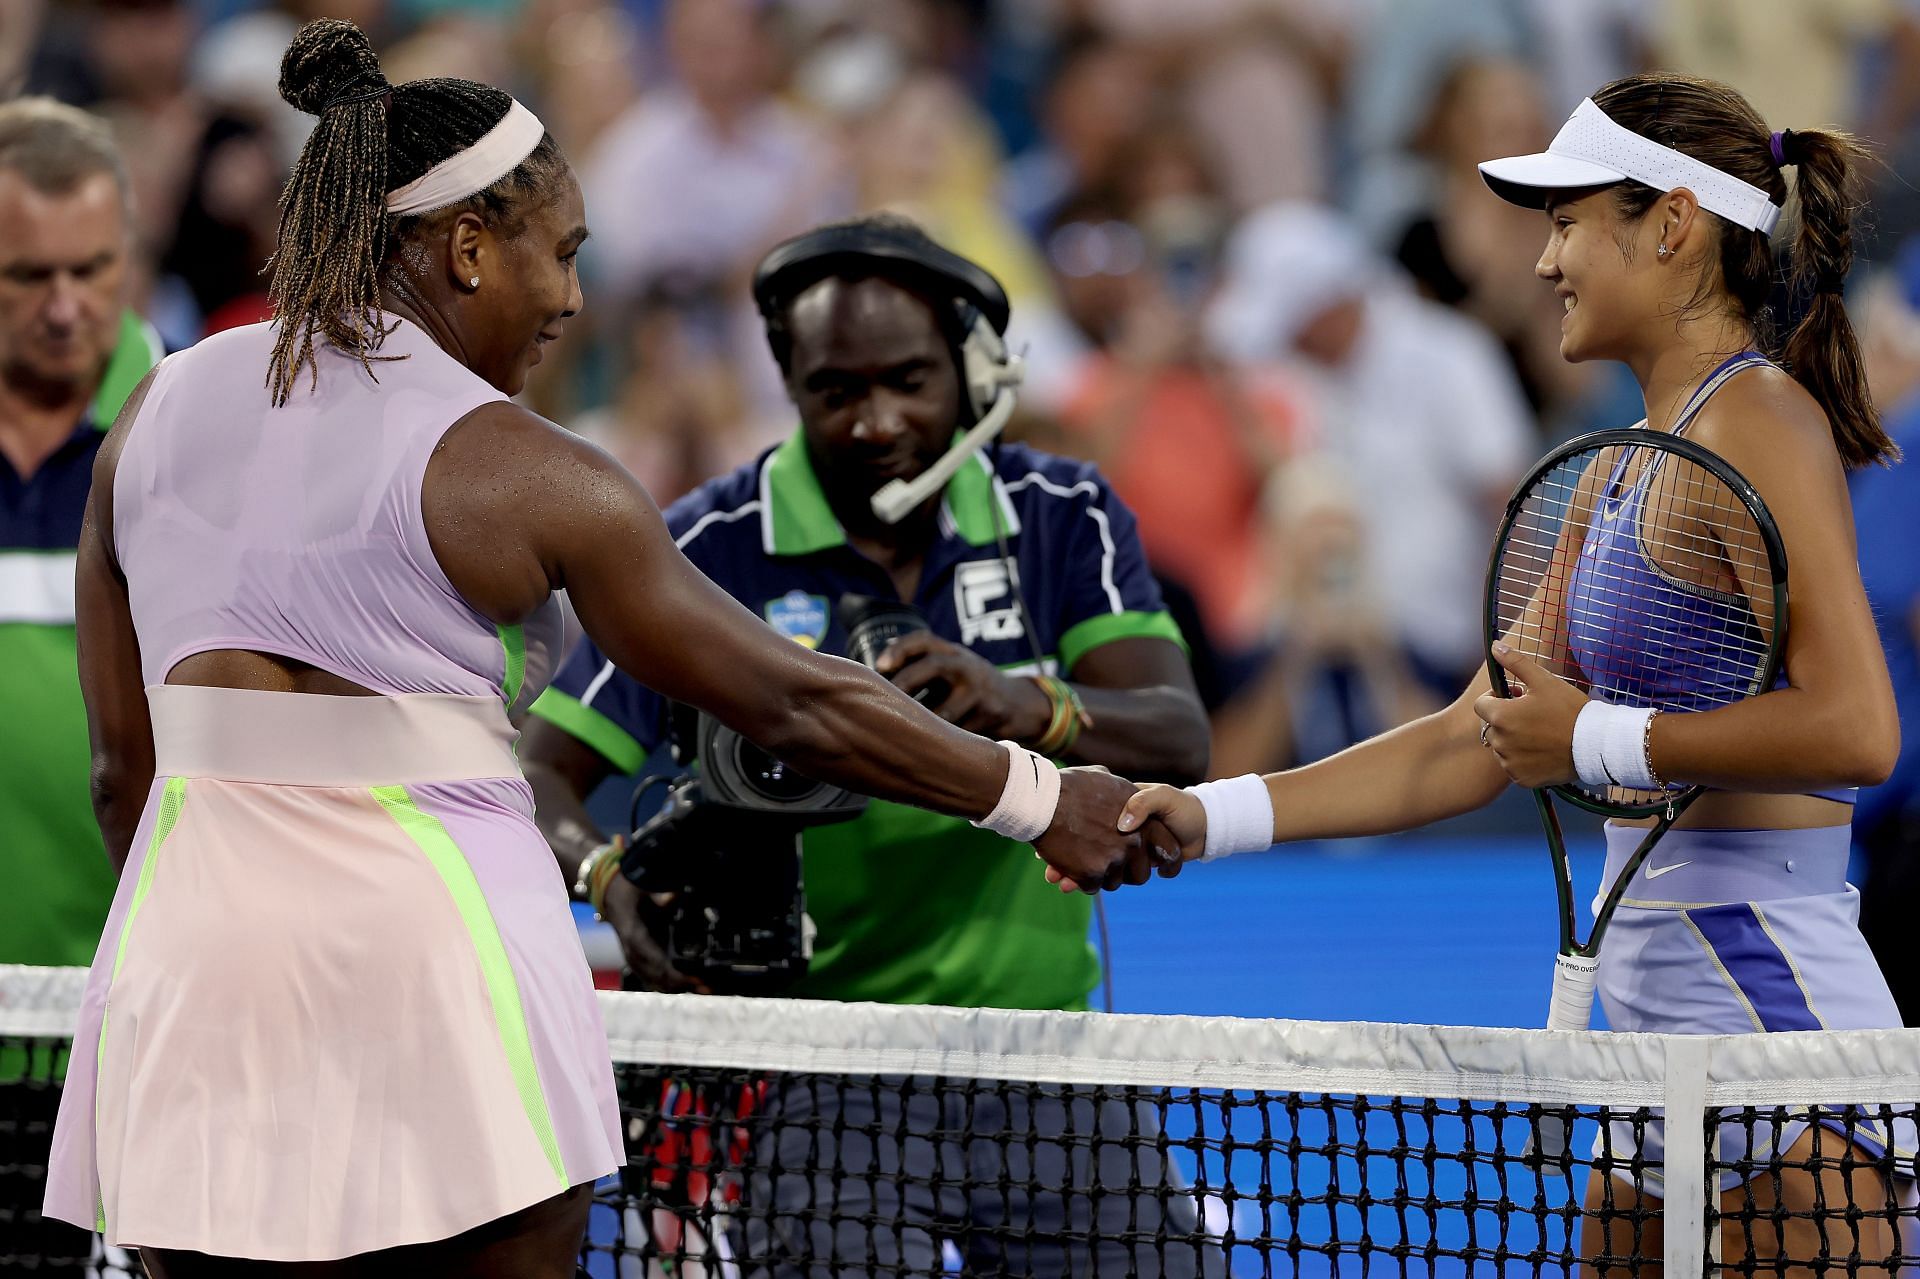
[4,964,1917,1276]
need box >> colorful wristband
[1028,674,1092,758]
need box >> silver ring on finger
[1479,721,1492,747]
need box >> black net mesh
[1707,1107,1920,1278]
[583,1062,1638,1278]
[4,986,1917,1278]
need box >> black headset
[752,220,1022,434]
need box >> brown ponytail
[1776,127,1894,467]
[1590,74,1895,468]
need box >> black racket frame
[1481,427,1790,961]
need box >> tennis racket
[1483,427,1789,1033]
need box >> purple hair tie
[1770,129,1793,166]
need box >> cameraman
[522,214,1215,1273]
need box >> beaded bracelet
[574,834,626,918]
[1642,708,1665,790]
[1028,675,1093,757]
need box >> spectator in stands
[1001,32,1157,239]
[68,0,203,263]
[1651,0,1893,135]
[515,0,642,164]
[1086,0,1350,213]
[154,112,282,334]
[1849,240,1920,1025]
[1208,201,1531,697]
[1049,169,1300,656]
[1393,55,1624,439]
[565,284,759,508]
[62,0,297,342]
[581,0,845,423]
[848,67,1085,414]
[0,98,162,971]
[1209,454,1443,774]
[582,0,842,313]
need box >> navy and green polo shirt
[531,434,1183,1011]
[0,312,162,966]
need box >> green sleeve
[526,687,645,775]
[1058,610,1187,674]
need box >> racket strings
[1491,442,1781,808]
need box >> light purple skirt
[1595,822,1915,1192]
[43,687,621,1259]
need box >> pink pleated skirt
[42,686,622,1260]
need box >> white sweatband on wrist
[972,741,1061,843]
[1185,774,1275,862]
[1571,701,1659,791]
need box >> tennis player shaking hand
[1098,69,1911,1278]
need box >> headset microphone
[870,350,1024,524]
[753,219,1024,526]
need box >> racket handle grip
[1546,952,1600,1031]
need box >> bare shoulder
[86,364,164,568]
[423,398,664,616]
[431,399,628,494]
[1683,364,1844,495]
[434,398,579,469]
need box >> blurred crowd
[11,0,1920,778]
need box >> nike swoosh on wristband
[1644,860,1692,879]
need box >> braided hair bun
[278,17,389,116]
[267,17,567,404]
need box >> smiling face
[1535,186,1670,364]
[466,168,588,396]
[783,275,963,531]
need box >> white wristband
[1571,701,1659,791]
[972,741,1061,843]
[1185,774,1275,861]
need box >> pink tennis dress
[42,317,622,1259]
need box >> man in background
[0,98,162,969]
[525,214,1219,1276]
[0,95,160,1273]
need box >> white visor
[386,99,547,217]
[1478,98,1782,236]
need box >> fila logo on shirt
[955,560,1024,646]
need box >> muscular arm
[76,372,158,871]
[1060,637,1208,783]
[425,405,1008,815]
[423,403,1169,903]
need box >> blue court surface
[1098,828,1608,1028]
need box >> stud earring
[1656,244,1673,259]
[468,275,481,288]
